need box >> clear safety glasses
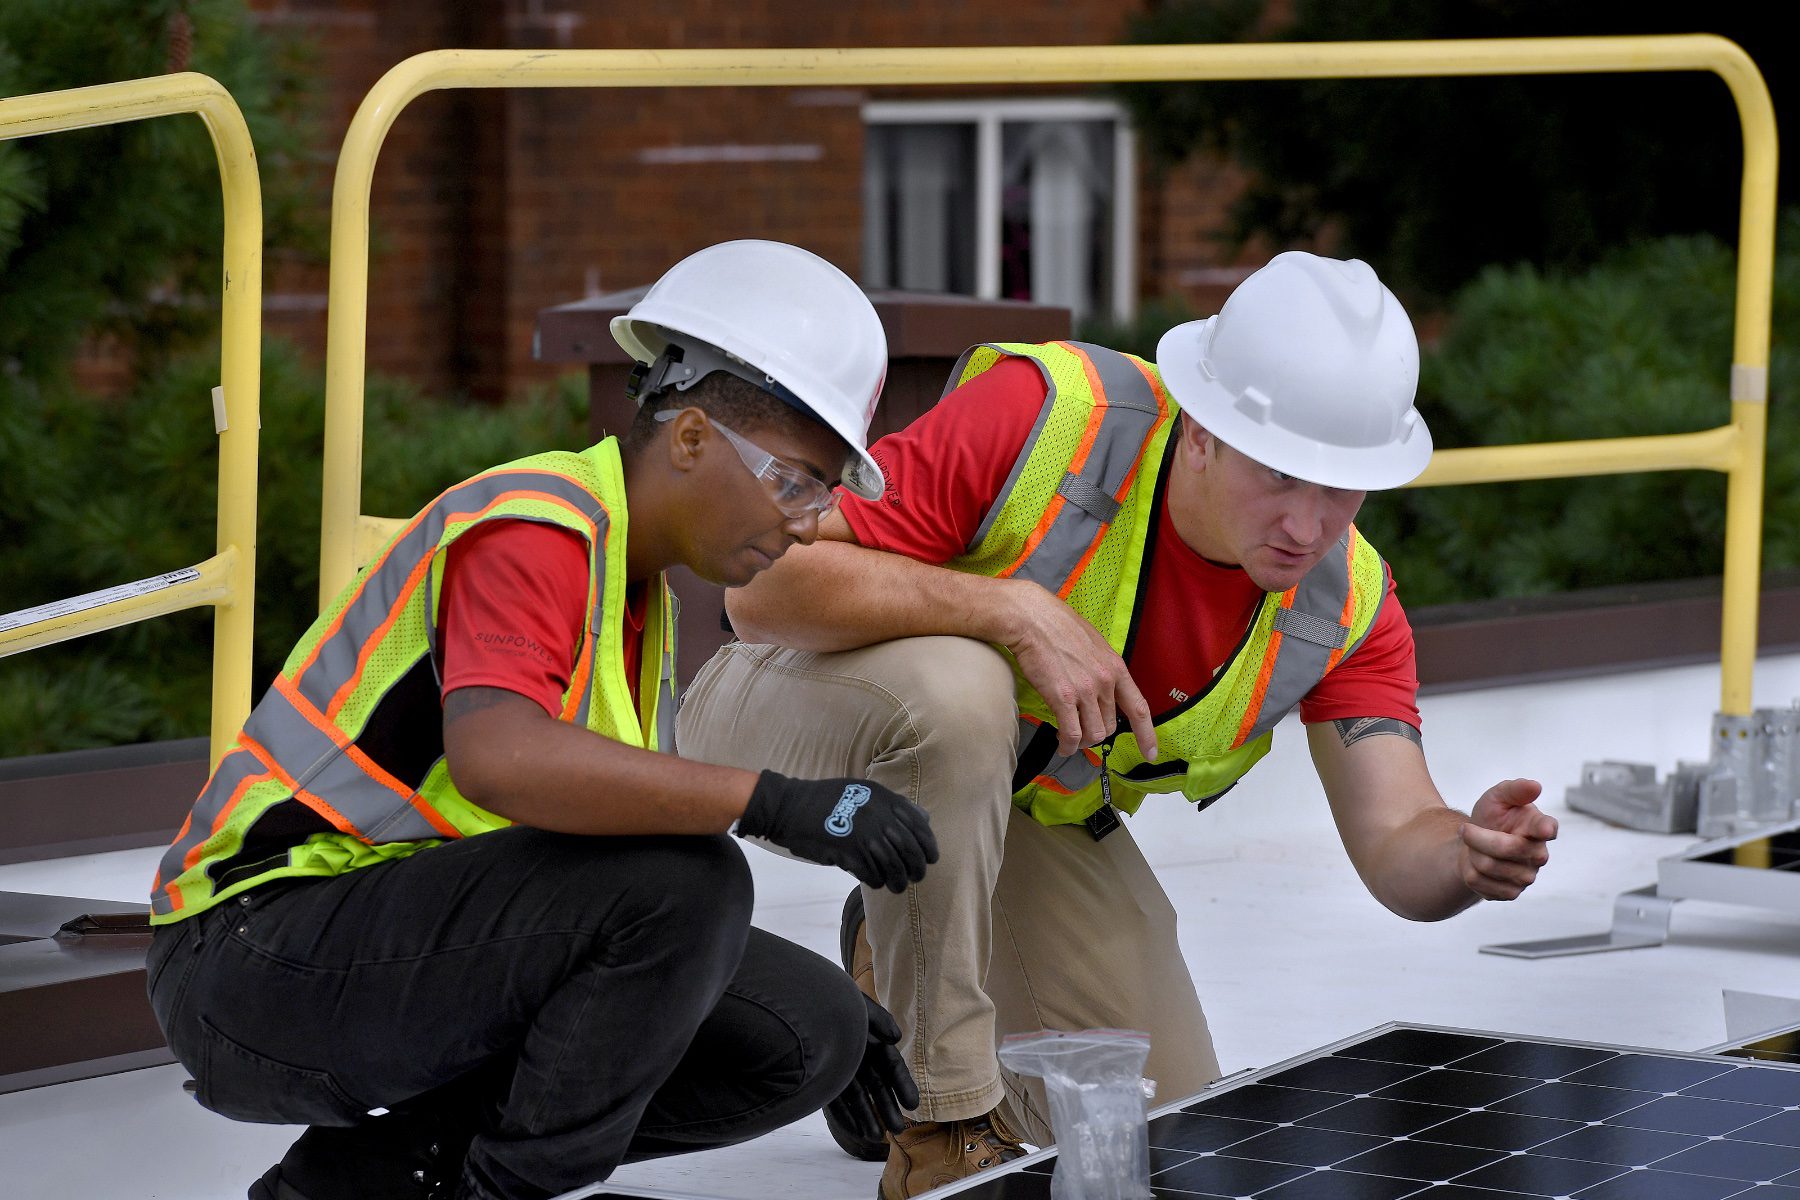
[654,408,838,519]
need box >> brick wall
[240,0,1251,402]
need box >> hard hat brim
[1157,323,1434,492]
[610,313,887,502]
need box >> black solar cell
[877,1025,1800,1200]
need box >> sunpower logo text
[825,784,871,837]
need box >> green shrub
[0,343,588,757]
[1356,212,1800,605]
[1075,214,1799,609]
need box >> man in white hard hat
[145,241,934,1200]
[677,251,1559,1198]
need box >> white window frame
[863,97,1136,323]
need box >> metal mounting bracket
[1479,884,1676,958]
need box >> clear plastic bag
[998,1029,1154,1200]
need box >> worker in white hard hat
[146,240,935,1200]
[676,251,1559,1199]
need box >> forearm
[444,687,759,835]
[1358,803,1481,922]
[726,537,1021,651]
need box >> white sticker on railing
[0,568,203,633]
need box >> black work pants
[146,827,866,1199]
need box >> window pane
[863,123,977,294]
[1000,119,1115,321]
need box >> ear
[1177,414,1216,471]
[662,407,710,473]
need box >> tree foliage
[0,347,589,757]
[0,0,322,380]
[1118,0,1792,300]
[1353,210,1800,606]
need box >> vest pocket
[195,1015,369,1126]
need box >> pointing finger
[1116,676,1158,762]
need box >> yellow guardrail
[0,73,262,767]
[318,36,1776,714]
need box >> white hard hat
[611,240,888,501]
[1156,251,1431,491]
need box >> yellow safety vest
[151,439,676,922]
[944,342,1388,828]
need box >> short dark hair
[621,371,829,454]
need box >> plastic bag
[998,1028,1154,1200]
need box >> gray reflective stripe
[584,510,611,635]
[966,348,1060,553]
[1042,750,1103,792]
[567,508,615,725]
[655,679,677,751]
[1067,340,1161,416]
[655,615,677,749]
[1009,345,1163,591]
[154,744,269,913]
[1272,606,1348,650]
[297,469,602,717]
[1015,718,1105,793]
[249,685,443,843]
[1057,472,1121,523]
[1242,534,1354,743]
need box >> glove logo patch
[825,783,872,837]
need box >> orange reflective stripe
[1127,353,1174,418]
[181,746,274,875]
[235,730,360,839]
[289,504,436,683]
[562,628,597,721]
[1001,494,1069,581]
[1063,343,1111,475]
[273,676,459,839]
[324,490,594,722]
[1233,592,1296,748]
[156,809,196,909]
[999,345,1110,580]
[1053,348,1169,599]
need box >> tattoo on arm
[1333,716,1422,749]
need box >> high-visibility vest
[151,439,676,922]
[944,342,1389,827]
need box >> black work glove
[738,771,938,893]
[824,993,919,1141]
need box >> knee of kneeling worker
[881,637,1018,757]
[556,834,753,943]
[806,966,873,1096]
[649,835,754,924]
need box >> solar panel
[1713,1022,1800,1069]
[931,1023,1800,1199]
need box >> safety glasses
[654,409,837,519]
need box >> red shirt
[437,520,644,714]
[839,357,1421,728]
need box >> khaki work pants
[676,636,1221,1142]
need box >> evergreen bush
[0,343,588,757]
[1077,214,1800,610]
[1352,214,1800,606]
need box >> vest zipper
[1099,738,1113,808]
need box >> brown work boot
[825,887,891,1162]
[840,885,877,1004]
[877,1108,1028,1200]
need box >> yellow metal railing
[0,74,262,767]
[317,37,1776,715]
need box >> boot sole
[825,885,890,1164]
